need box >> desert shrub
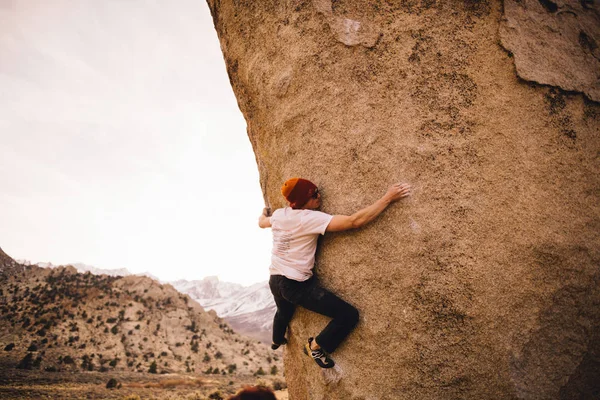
[44,365,58,372]
[81,355,94,371]
[191,342,199,353]
[111,325,119,335]
[27,343,38,351]
[148,360,157,374]
[33,355,43,368]
[270,365,278,375]
[208,390,224,400]
[203,353,211,363]
[272,379,286,390]
[214,351,223,359]
[4,343,14,351]
[16,353,34,369]
[227,363,237,374]
[255,367,266,376]
[62,355,75,364]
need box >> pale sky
[0,0,272,285]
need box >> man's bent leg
[298,282,359,354]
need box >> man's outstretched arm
[258,207,272,229]
[326,182,411,232]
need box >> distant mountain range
[18,261,160,281]
[19,260,275,344]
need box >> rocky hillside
[206,0,599,399]
[20,263,277,345]
[0,248,282,379]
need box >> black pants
[269,274,359,354]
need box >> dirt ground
[0,363,288,400]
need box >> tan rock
[206,0,600,398]
[500,0,600,102]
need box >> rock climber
[258,178,411,368]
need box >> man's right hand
[384,183,412,203]
[326,181,412,232]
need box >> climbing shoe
[271,338,287,350]
[304,337,335,368]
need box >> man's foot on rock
[303,337,335,368]
[271,338,287,350]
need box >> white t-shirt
[268,207,333,281]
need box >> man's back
[269,207,332,281]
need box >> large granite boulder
[206,1,600,398]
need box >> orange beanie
[281,178,318,209]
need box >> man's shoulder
[272,207,291,216]
[300,209,333,222]
[273,208,331,219]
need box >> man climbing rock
[258,178,411,368]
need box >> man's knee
[342,304,359,327]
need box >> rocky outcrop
[206,0,600,399]
[500,0,600,102]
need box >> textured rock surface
[500,0,600,102]
[206,1,600,399]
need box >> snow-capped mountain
[170,276,243,305]
[171,277,275,343]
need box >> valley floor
[0,361,288,400]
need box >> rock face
[206,1,600,399]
